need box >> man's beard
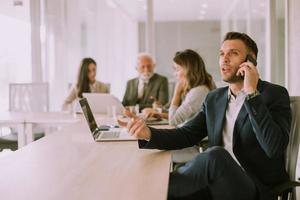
[140,72,154,82]
[222,68,243,83]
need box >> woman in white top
[62,58,109,111]
[143,49,216,127]
[142,49,216,163]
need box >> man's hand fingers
[123,109,138,119]
[117,119,127,127]
[129,119,144,135]
[126,118,137,131]
[133,125,149,140]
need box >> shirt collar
[227,88,247,101]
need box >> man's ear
[249,52,256,60]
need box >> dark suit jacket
[122,73,169,110]
[139,80,291,199]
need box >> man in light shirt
[122,53,169,110]
[119,32,291,200]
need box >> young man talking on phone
[119,32,291,200]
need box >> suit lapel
[232,80,263,147]
[232,104,248,147]
[133,79,139,101]
[143,74,156,101]
[213,88,229,145]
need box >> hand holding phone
[239,55,257,79]
[238,54,259,94]
[245,54,257,66]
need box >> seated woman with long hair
[62,57,109,111]
[143,49,216,127]
[142,49,216,163]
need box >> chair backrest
[285,96,300,181]
[9,83,49,112]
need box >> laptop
[82,93,124,114]
[79,98,136,141]
[145,117,169,125]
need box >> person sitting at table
[62,57,109,111]
[142,49,216,127]
[122,53,169,111]
[118,32,292,200]
[141,49,216,163]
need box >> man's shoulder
[127,77,138,84]
[151,73,168,81]
[258,80,289,97]
[206,86,228,99]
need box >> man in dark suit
[122,53,169,110]
[118,32,291,200]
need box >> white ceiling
[112,0,270,22]
[0,0,283,23]
[0,0,30,22]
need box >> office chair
[0,83,49,151]
[272,96,300,200]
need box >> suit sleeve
[158,77,169,106]
[244,87,291,158]
[138,102,208,150]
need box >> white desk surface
[0,112,25,124]
[23,112,81,124]
[0,122,171,200]
[0,112,81,124]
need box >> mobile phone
[239,55,257,79]
[245,54,257,66]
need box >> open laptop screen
[79,98,98,137]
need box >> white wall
[42,0,138,111]
[139,20,222,86]
[0,0,32,111]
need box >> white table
[0,121,171,200]
[0,112,81,148]
[0,112,26,148]
[23,112,81,144]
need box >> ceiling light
[201,4,208,9]
[13,0,23,6]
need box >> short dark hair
[223,32,258,57]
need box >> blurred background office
[1,0,300,197]
[1,0,300,112]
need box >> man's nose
[144,66,151,73]
[223,54,230,64]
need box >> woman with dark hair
[143,49,216,126]
[62,57,109,111]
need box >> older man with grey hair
[122,52,169,110]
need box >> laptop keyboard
[100,131,120,139]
